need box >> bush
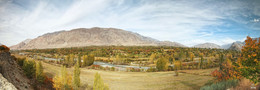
[110,67,115,71]
[22,59,36,79]
[16,57,26,67]
[200,79,239,90]
[0,45,10,52]
[147,67,157,72]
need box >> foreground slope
[11,27,185,49]
[0,52,33,90]
[0,73,17,90]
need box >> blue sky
[0,0,259,46]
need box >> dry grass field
[42,62,214,90]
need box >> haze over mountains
[193,43,221,49]
[10,27,186,50]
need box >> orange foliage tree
[0,45,10,52]
[235,36,259,84]
[211,58,241,82]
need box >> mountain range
[193,43,221,49]
[10,27,249,51]
[10,27,186,50]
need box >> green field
[42,62,214,90]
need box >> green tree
[93,72,109,90]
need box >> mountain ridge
[193,42,221,49]
[11,27,186,50]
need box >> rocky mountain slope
[0,73,17,90]
[221,43,232,49]
[193,43,221,49]
[11,27,185,50]
[10,39,32,50]
[228,42,244,51]
[0,52,33,90]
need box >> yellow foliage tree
[53,66,72,90]
[93,72,109,90]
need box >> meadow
[41,61,214,90]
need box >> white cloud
[0,0,259,46]
[254,18,259,22]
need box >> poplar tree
[36,61,44,83]
[93,72,109,90]
[73,61,80,89]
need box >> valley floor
[42,62,214,90]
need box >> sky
[0,0,260,47]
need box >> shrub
[22,59,36,79]
[16,57,26,67]
[200,79,239,90]
[147,67,157,72]
[110,67,115,71]
[0,45,10,52]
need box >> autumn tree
[36,61,44,83]
[207,56,213,68]
[235,36,259,84]
[0,45,10,52]
[174,61,181,76]
[149,53,156,64]
[156,56,169,71]
[77,54,82,67]
[55,54,59,64]
[189,52,195,69]
[219,53,225,71]
[22,58,36,79]
[93,72,109,90]
[82,55,88,67]
[212,58,241,82]
[114,54,121,64]
[53,66,72,90]
[73,60,80,89]
[199,53,204,69]
[86,54,94,66]
[69,54,75,66]
[64,55,70,66]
